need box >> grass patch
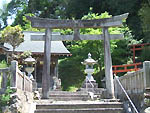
[66,86,78,92]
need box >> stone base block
[82,81,98,88]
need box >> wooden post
[10,60,18,88]
[103,27,115,99]
[42,28,52,98]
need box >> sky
[0,0,11,8]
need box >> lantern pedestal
[82,81,98,88]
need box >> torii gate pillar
[103,27,115,98]
[42,28,52,98]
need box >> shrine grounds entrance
[27,13,128,98]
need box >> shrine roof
[4,31,70,55]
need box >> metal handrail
[114,75,139,113]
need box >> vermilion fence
[112,62,142,75]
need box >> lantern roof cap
[24,56,36,62]
[82,53,97,65]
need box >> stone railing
[114,69,144,97]
[10,60,33,92]
[0,60,32,93]
[0,67,10,93]
[114,61,150,97]
[17,69,32,92]
[114,61,150,111]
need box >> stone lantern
[80,53,102,94]
[24,56,36,79]
[24,56,37,91]
[81,53,97,82]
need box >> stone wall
[3,89,35,113]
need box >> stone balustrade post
[143,61,150,88]
[1,72,7,90]
[114,76,118,98]
[10,60,18,88]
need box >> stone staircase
[48,91,90,101]
[34,100,125,113]
[34,90,125,113]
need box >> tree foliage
[1,25,24,54]
[139,1,150,42]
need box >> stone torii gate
[27,13,128,98]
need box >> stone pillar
[42,28,52,98]
[103,27,115,99]
[1,70,8,90]
[10,60,18,88]
[143,61,150,88]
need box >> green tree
[1,25,24,55]
[64,0,143,40]
[139,1,150,42]
[27,0,65,18]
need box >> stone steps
[48,91,90,101]
[49,94,89,97]
[34,101,124,113]
[34,90,125,113]
[49,91,89,95]
[36,102,123,109]
[48,97,89,101]
[35,108,124,113]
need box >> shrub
[0,60,7,68]
[0,87,14,112]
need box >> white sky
[0,0,11,8]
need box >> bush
[0,60,7,68]
[0,87,14,112]
[141,46,150,62]
[0,72,13,112]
